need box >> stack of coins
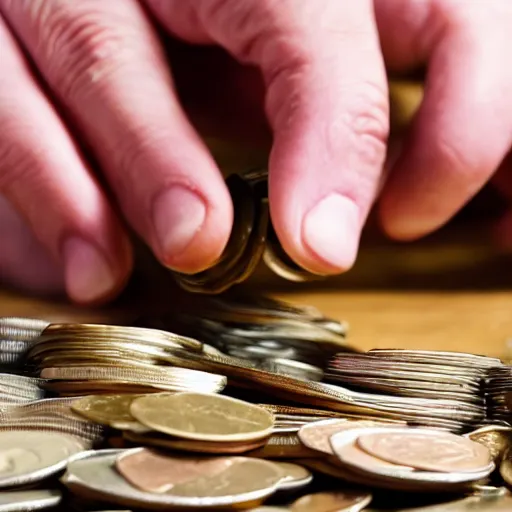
[144,292,354,369]
[0,317,49,372]
[171,170,322,294]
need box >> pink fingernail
[302,193,360,271]
[63,237,116,303]
[152,185,206,262]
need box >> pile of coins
[171,170,322,294]
[0,292,512,511]
[144,291,353,368]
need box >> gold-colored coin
[290,491,372,512]
[466,425,512,462]
[274,462,312,491]
[130,392,274,442]
[122,430,268,454]
[71,394,142,428]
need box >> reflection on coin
[0,489,61,511]
[71,394,141,427]
[0,431,85,487]
[290,491,372,512]
[130,392,274,442]
[274,462,312,491]
[62,450,284,509]
[116,448,241,493]
[358,428,493,473]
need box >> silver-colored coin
[0,489,61,512]
[62,449,285,509]
[0,430,86,487]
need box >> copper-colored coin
[116,448,238,493]
[334,437,413,472]
[358,428,493,473]
[130,392,274,442]
[290,491,372,512]
[298,419,394,455]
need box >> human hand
[0,0,511,304]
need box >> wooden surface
[2,286,512,361]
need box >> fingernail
[63,237,116,303]
[302,193,360,271]
[152,185,206,261]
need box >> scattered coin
[298,418,402,455]
[330,426,495,492]
[130,392,274,442]
[62,449,285,509]
[71,394,142,429]
[0,431,85,488]
[0,489,61,511]
[274,462,313,491]
[357,428,493,473]
[116,448,246,493]
[290,491,372,512]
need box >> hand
[0,0,511,304]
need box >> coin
[298,419,403,455]
[0,430,86,487]
[290,491,372,512]
[130,392,274,442]
[465,425,512,461]
[357,428,493,473]
[122,430,268,454]
[62,449,285,509]
[71,394,142,427]
[330,427,494,492]
[273,462,313,491]
[0,489,61,511]
[116,448,243,493]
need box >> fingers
[145,0,389,274]
[1,0,233,274]
[375,1,512,240]
[0,16,131,304]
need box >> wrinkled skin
[0,0,511,303]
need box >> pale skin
[0,0,511,304]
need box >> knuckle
[198,0,281,61]
[18,1,128,102]
[342,82,390,169]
